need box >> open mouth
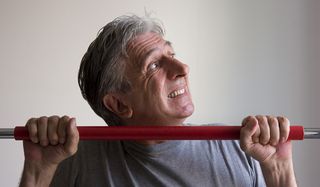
[168,88,185,98]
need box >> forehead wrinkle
[140,40,172,64]
[128,33,161,53]
[129,34,164,65]
[142,37,173,56]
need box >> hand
[240,115,292,164]
[23,115,79,168]
[240,115,297,187]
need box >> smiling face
[121,32,194,126]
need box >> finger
[63,118,79,156]
[26,118,38,143]
[47,115,59,145]
[251,117,260,143]
[58,116,70,144]
[37,116,49,146]
[242,116,260,143]
[268,116,280,146]
[241,116,252,126]
[240,119,259,152]
[256,115,270,145]
[278,116,290,143]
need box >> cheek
[147,76,167,99]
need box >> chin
[177,102,195,118]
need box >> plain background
[0,0,319,186]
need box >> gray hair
[78,15,165,126]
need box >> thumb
[63,118,79,156]
[240,121,259,152]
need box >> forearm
[19,161,58,187]
[260,159,297,187]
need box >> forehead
[126,32,172,61]
[127,32,164,50]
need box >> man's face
[122,32,194,125]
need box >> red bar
[13,126,305,141]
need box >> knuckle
[277,116,289,123]
[242,116,249,126]
[38,116,48,125]
[269,117,278,125]
[26,117,36,126]
[262,115,267,121]
[247,115,255,120]
[61,115,70,121]
[48,115,59,122]
[255,115,263,119]
[277,116,284,123]
[60,116,71,126]
[256,115,266,124]
[279,118,290,128]
[39,116,48,120]
[244,116,256,125]
[254,115,263,123]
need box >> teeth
[168,88,185,98]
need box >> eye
[170,53,176,58]
[147,62,159,71]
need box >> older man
[19,15,297,187]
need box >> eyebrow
[165,40,172,47]
[141,40,173,65]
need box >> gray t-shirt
[51,139,266,187]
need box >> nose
[166,57,189,80]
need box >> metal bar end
[304,128,320,139]
[0,128,14,139]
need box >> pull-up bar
[0,125,319,140]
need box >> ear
[102,94,133,119]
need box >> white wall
[0,0,319,186]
